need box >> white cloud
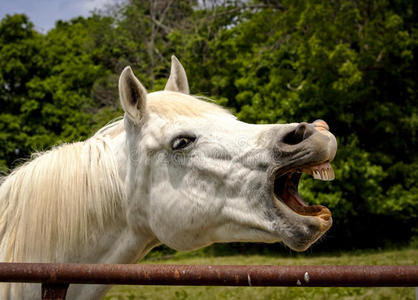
[80,0,118,14]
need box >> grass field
[104,247,418,300]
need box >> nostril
[283,122,314,145]
[294,123,308,141]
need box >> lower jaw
[276,210,332,251]
[271,171,333,250]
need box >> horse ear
[164,55,190,94]
[119,66,147,125]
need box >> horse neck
[92,130,159,263]
[0,127,161,300]
[0,131,150,264]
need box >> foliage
[0,14,116,170]
[0,0,416,249]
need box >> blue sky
[0,0,119,32]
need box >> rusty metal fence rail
[0,263,417,299]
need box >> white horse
[0,56,337,299]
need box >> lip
[270,162,334,251]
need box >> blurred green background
[0,0,416,253]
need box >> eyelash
[171,136,196,151]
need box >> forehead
[147,91,234,120]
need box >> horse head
[119,56,337,252]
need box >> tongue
[302,162,335,181]
[277,173,330,216]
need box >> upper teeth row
[312,166,335,181]
[301,162,335,181]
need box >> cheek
[147,168,223,248]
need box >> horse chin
[271,161,334,251]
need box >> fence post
[41,283,69,300]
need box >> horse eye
[171,136,196,151]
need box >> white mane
[146,91,232,119]
[0,135,125,263]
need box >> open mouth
[273,162,334,218]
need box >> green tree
[0,14,47,170]
[0,15,116,170]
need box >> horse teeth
[313,170,321,180]
[310,163,335,181]
[322,169,328,180]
